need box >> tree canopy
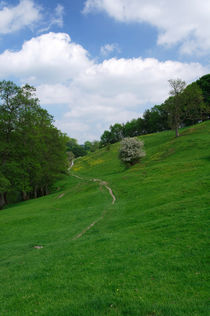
[0,80,68,208]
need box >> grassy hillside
[0,121,210,316]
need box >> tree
[0,80,68,206]
[166,78,186,137]
[0,173,10,209]
[66,138,86,157]
[91,140,100,152]
[100,130,112,147]
[168,79,186,97]
[84,141,92,152]
[165,79,208,137]
[196,74,210,107]
[123,119,138,137]
[142,105,169,134]
[109,123,124,143]
[84,140,100,152]
[135,117,145,135]
[181,82,206,125]
[119,137,145,166]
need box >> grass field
[0,121,210,315]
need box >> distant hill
[0,121,209,315]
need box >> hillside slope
[0,121,210,316]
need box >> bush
[119,137,145,166]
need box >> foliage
[66,138,86,158]
[182,82,207,122]
[0,80,68,208]
[165,79,207,137]
[100,110,169,147]
[100,130,112,146]
[100,124,124,147]
[119,137,145,165]
[84,140,100,153]
[142,105,169,133]
[166,78,186,137]
[196,74,210,107]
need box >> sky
[0,0,210,143]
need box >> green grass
[0,121,210,315]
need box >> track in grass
[70,162,116,240]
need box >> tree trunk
[0,193,6,209]
[21,191,29,201]
[175,125,179,137]
[4,192,8,204]
[33,186,37,198]
[40,187,44,196]
[44,186,49,195]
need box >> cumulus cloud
[0,32,92,83]
[0,32,208,142]
[83,0,210,56]
[100,43,120,56]
[0,0,41,34]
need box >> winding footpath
[68,160,116,240]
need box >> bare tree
[168,79,186,96]
[167,79,186,137]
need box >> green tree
[100,130,112,147]
[165,79,208,137]
[109,123,124,143]
[66,138,86,157]
[135,117,145,135]
[0,80,68,206]
[182,82,206,125]
[84,140,100,152]
[142,105,169,134]
[123,119,138,137]
[91,140,100,152]
[196,74,210,107]
[84,141,92,152]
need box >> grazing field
[0,121,210,315]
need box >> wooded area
[0,81,68,209]
[100,75,210,145]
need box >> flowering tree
[119,137,145,166]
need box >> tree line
[100,74,210,146]
[1,75,209,208]
[0,81,68,209]
[66,138,100,158]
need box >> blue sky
[0,0,209,143]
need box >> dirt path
[69,160,116,240]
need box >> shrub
[119,137,145,166]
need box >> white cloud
[36,83,72,105]
[0,32,208,142]
[38,4,64,33]
[100,43,120,56]
[0,32,92,83]
[0,1,64,35]
[0,0,41,34]
[53,4,64,28]
[83,0,210,56]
